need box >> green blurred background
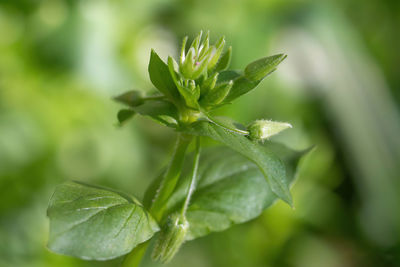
[1,0,400,266]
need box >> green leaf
[148,50,180,102]
[185,144,306,239]
[133,99,179,128]
[47,181,159,260]
[244,54,287,81]
[222,75,260,103]
[144,144,308,240]
[181,120,293,205]
[114,90,145,107]
[117,109,136,125]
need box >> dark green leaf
[47,181,159,260]
[244,54,287,81]
[148,50,180,101]
[133,100,179,128]
[181,120,293,205]
[117,109,136,125]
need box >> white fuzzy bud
[248,120,292,141]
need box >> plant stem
[150,133,192,221]
[121,241,150,267]
[181,137,201,217]
[122,134,192,267]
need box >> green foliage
[47,182,159,260]
[182,120,293,205]
[145,144,307,240]
[46,32,306,265]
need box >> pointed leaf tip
[244,54,287,81]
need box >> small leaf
[149,50,180,102]
[47,181,159,260]
[214,46,232,73]
[117,109,136,125]
[133,99,179,127]
[244,54,287,81]
[181,120,293,205]
[114,90,144,107]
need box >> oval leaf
[47,182,159,260]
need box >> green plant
[46,31,309,266]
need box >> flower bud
[247,120,292,141]
[200,80,232,107]
[207,36,225,71]
[152,213,189,264]
[201,72,218,96]
[179,32,227,80]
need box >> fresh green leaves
[47,182,159,260]
[182,120,293,205]
[148,50,180,102]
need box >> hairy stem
[150,133,193,221]
[122,133,192,267]
[181,137,201,217]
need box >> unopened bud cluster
[167,31,232,111]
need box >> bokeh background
[1,0,400,266]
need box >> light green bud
[247,120,292,141]
[152,213,189,264]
